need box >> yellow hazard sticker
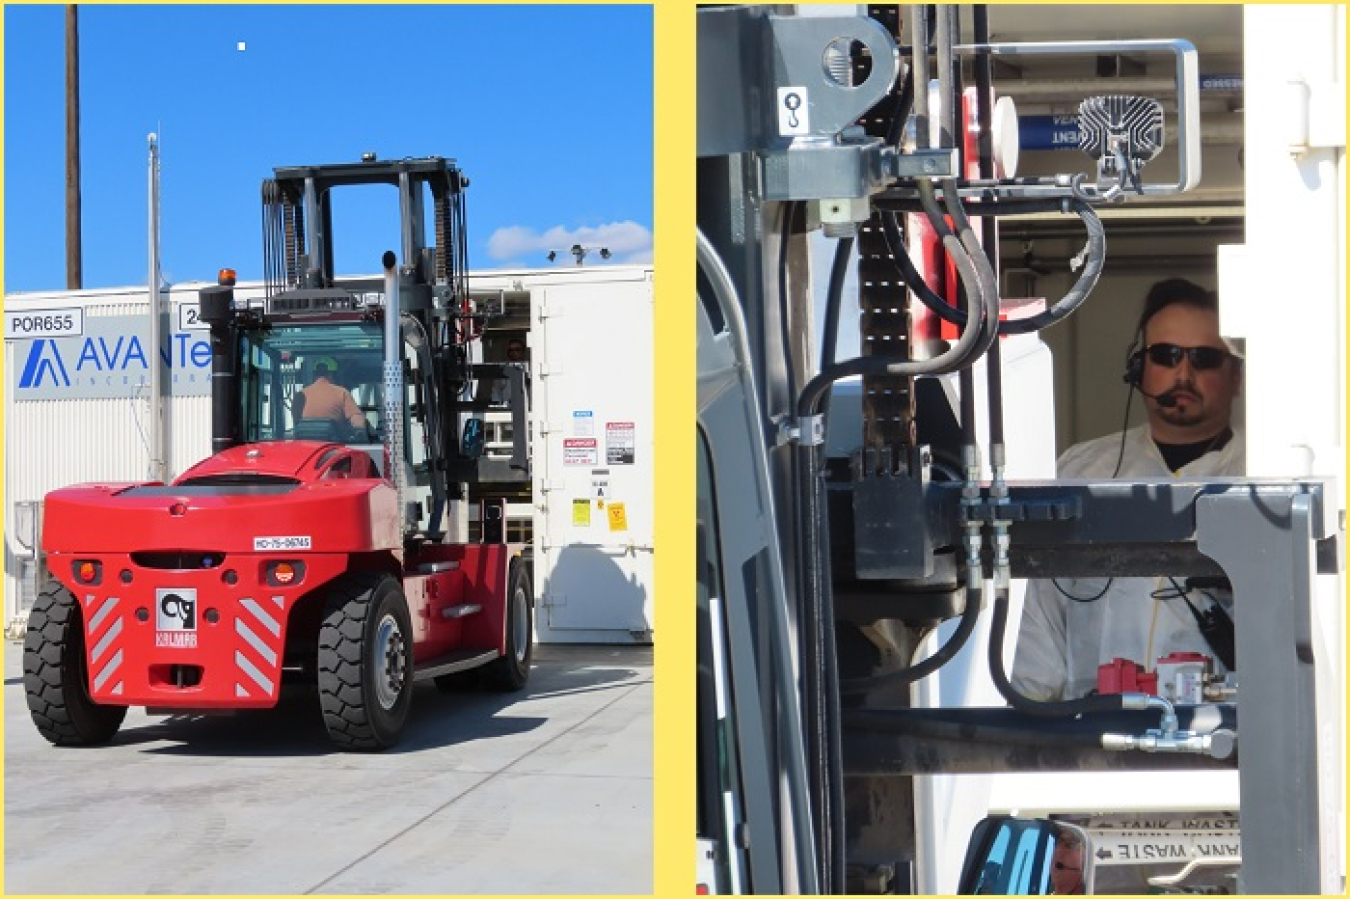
[608,502,628,532]
[573,499,591,526]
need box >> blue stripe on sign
[18,339,47,388]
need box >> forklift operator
[1048,825,1085,895]
[293,357,369,436]
[1012,278,1245,701]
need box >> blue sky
[3,4,653,293]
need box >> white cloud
[486,221,652,265]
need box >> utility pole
[66,4,82,289]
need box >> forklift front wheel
[317,573,413,750]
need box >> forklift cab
[237,318,385,447]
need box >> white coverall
[1010,424,1245,700]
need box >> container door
[532,275,654,643]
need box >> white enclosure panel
[530,273,655,643]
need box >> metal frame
[695,6,1341,894]
[840,477,1337,894]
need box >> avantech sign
[6,312,212,400]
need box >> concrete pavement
[5,642,652,894]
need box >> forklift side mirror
[958,815,1094,895]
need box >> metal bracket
[697,7,900,158]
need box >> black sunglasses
[1145,343,1231,370]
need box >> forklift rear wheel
[23,580,127,746]
[317,572,413,750]
[483,562,533,691]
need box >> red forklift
[24,156,534,750]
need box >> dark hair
[1137,277,1217,335]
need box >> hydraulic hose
[779,203,802,405]
[986,336,1007,467]
[910,5,931,159]
[841,707,1118,749]
[884,40,916,150]
[838,579,983,694]
[796,438,846,893]
[934,5,1001,337]
[988,585,1138,717]
[818,235,855,425]
[801,229,851,890]
[881,209,951,319]
[881,4,1106,338]
[795,277,989,420]
[877,197,1107,336]
[942,179,1000,343]
[973,4,1007,455]
[910,2,994,361]
[1000,199,1106,334]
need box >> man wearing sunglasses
[1011,278,1244,701]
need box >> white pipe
[146,133,165,482]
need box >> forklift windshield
[238,320,384,444]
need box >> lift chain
[857,5,917,464]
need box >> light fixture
[547,245,612,266]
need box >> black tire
[23,581,127,746]
[317,572,413,750]
[483,562,533,691]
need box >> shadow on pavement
[49,644,650,760]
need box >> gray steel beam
[1197,491,1334,894]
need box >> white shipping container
[527,269,655,643]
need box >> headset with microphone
[1122,335,1179,407]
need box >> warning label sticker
[606,422,635,464]
[563,437,598,466]
[608,502,628,532]
[573,499,591,526]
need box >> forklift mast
[199,156,527,540]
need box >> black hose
[796,226,849,892]
[874,195,1096,216]
[942,179,1000,340]
[1000,200,1106,335]
[796,187,998,419]
[986,336,1006,450]
[797,441,845,893]
[818,235,854,425]
[876,198,1107,337]
[779,203,802,405]
[841,708,1109,749]
[880,210,954,322]
[988,585,1129,716]
[884,49,915,149]
[822,237,853,371]
[838,581,983,694]
[973,5,1006,452]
